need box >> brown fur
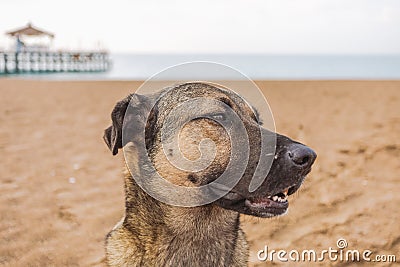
[105,169,248,267]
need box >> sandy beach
[0,79,399,266]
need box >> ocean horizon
[2,53,400,80]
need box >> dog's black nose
[287,144,316,168]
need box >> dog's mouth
[244,186,292,216]
[215,182,302,218]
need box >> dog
[103,82,316,266]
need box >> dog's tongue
[245,195,289,210]
[247,197,273,208]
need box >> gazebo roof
[6,23,54,38]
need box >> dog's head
[104,82,316,218]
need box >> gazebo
[6,22,54,52]
[1,22,110,74]
[6,22,55,38]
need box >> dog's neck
[122,169,242,265]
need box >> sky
[1,0,400,54]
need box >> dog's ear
[103,94,133,155]
[104,93,156,155]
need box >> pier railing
[0,51,110,74]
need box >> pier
[1,22,110,75]
[0,51,109,74]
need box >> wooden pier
[0,51,110,74]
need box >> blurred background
[1,0,400,80]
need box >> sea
[4,54,400,80]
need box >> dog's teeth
[272,196,278,201]
[283,189,289,196]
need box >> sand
[0,79,399,266]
